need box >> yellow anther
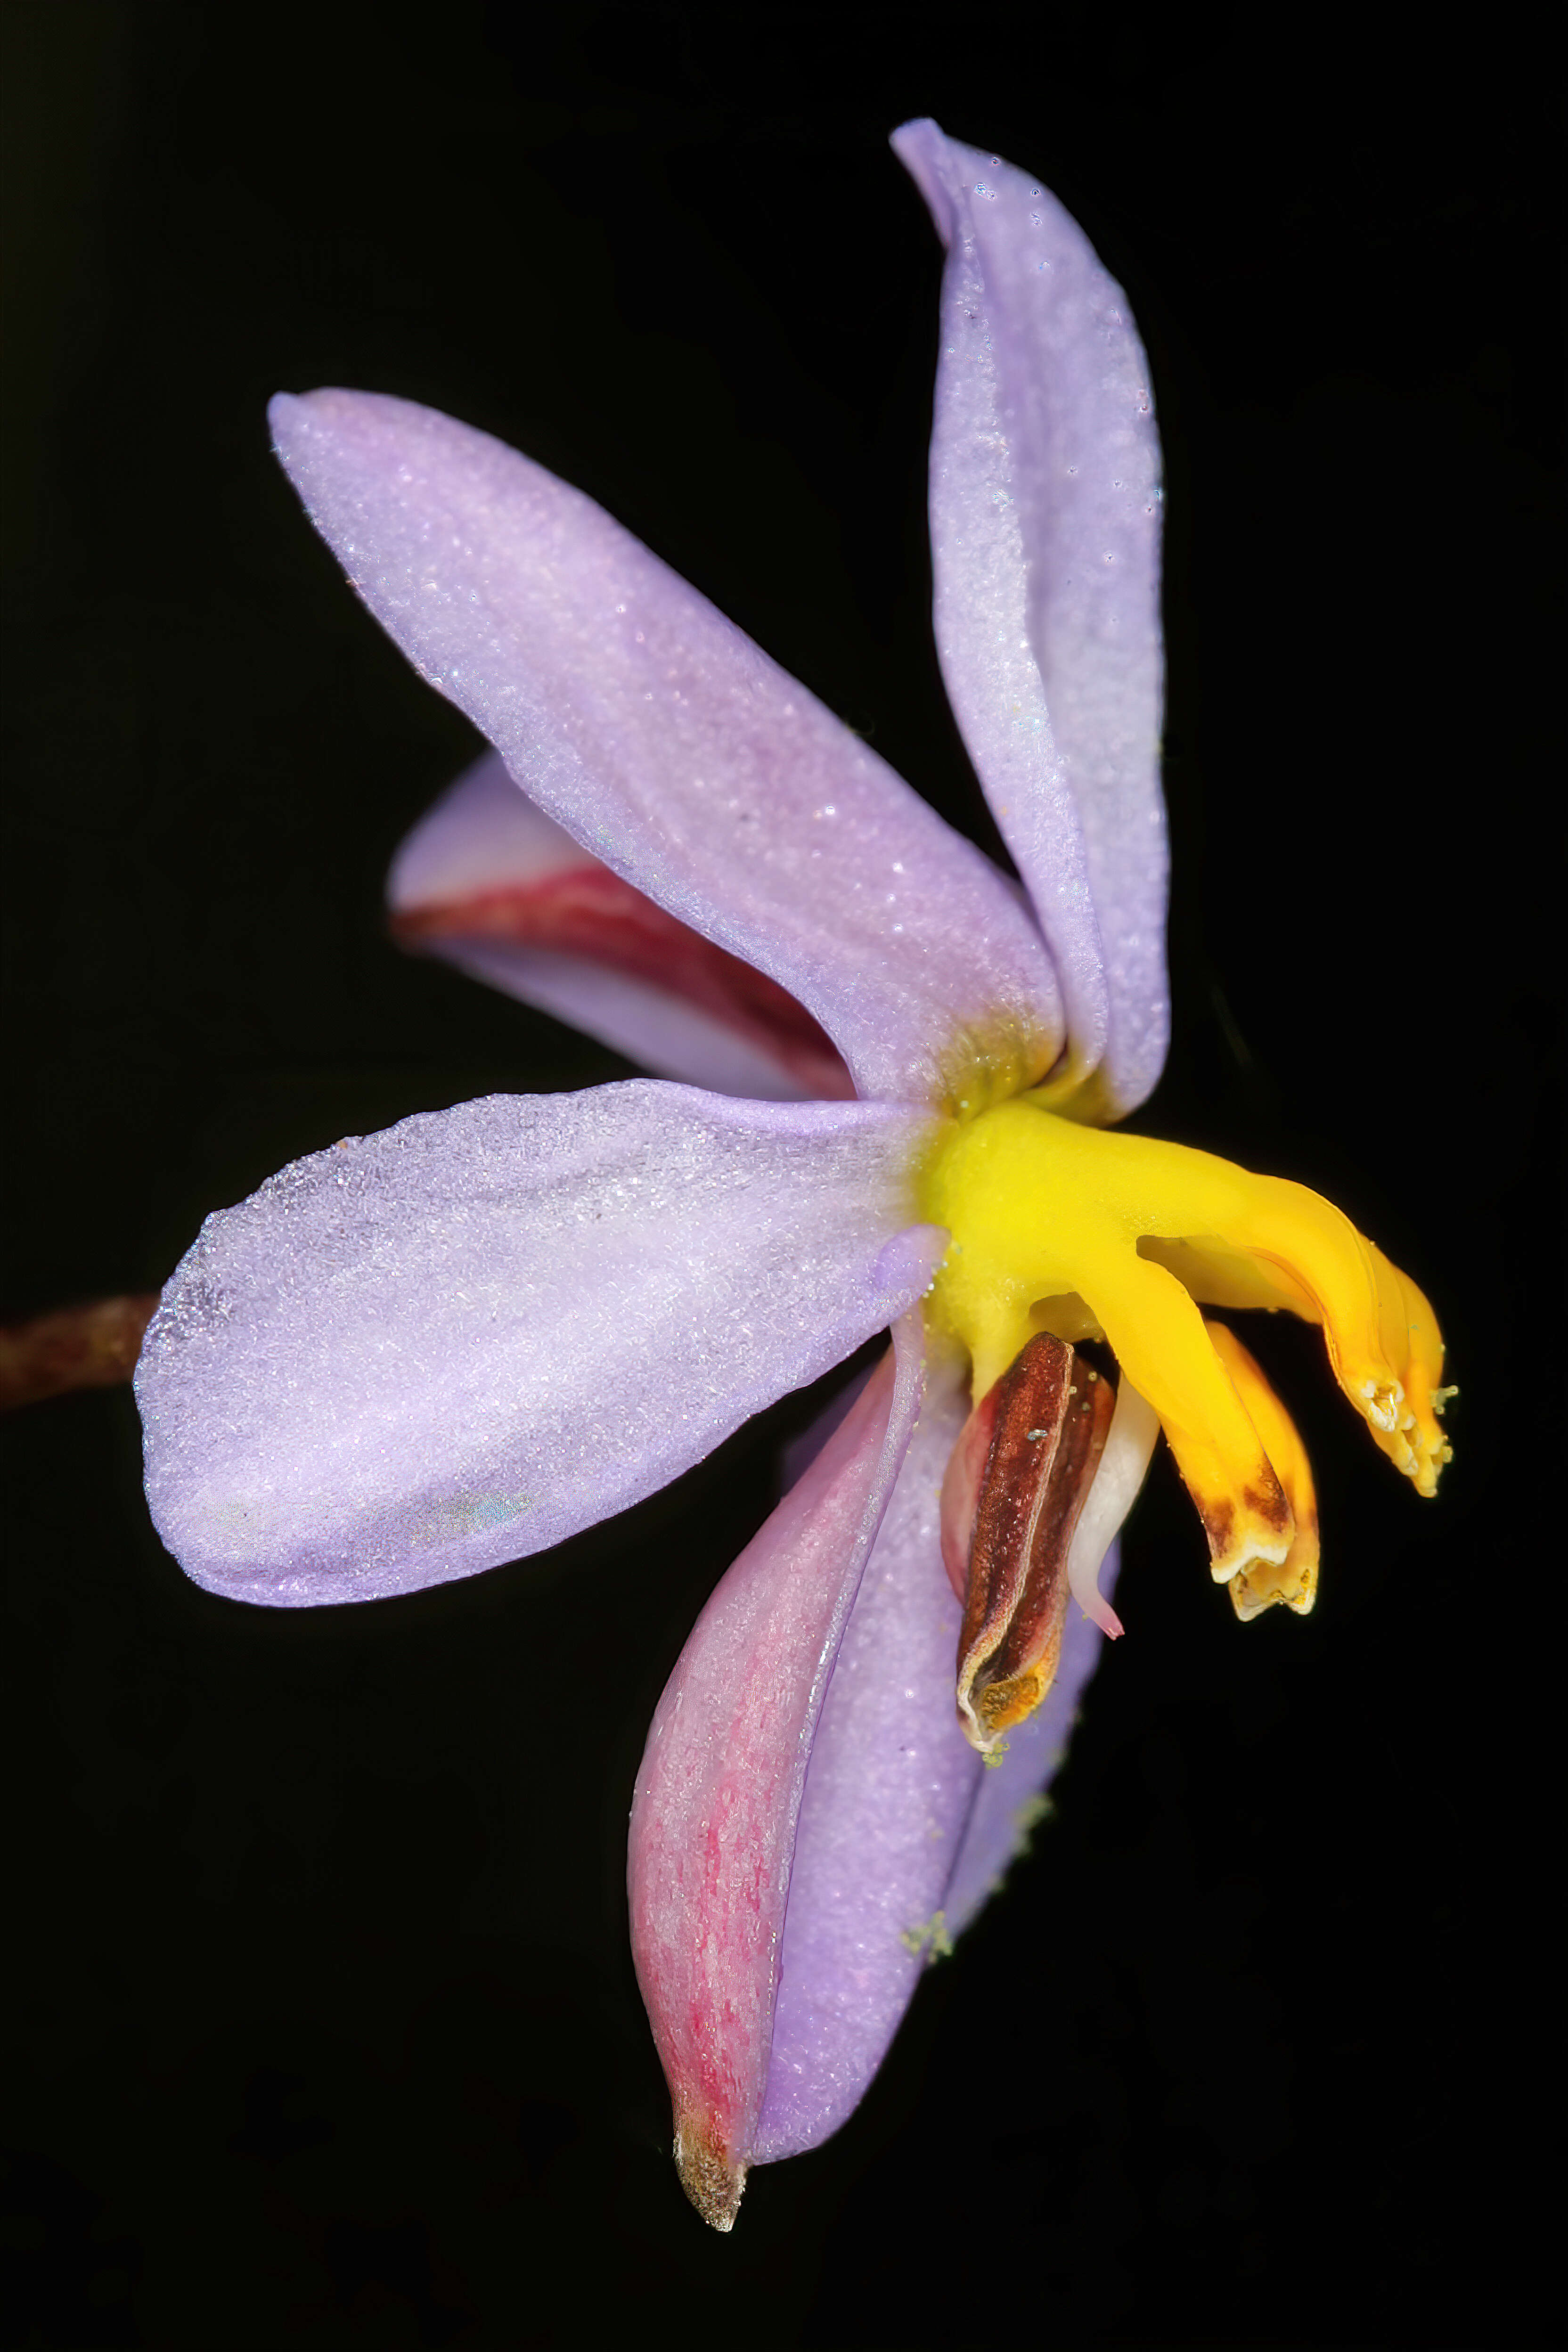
[917,1094,1447,1594]
[1365,1242,1450,1496]
[1204,1319,1318,1619]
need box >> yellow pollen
[917,1094,1448,1591]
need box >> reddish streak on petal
[392,867,855,1099]
[629,1344,906,2225]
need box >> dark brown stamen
[955,1332,1114,1751]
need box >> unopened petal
[893,120,1167,1119]
[728,1361,1125,2164]
[634,1348,1130,2186]
[390,751,852,1101]
[628,1318,928,2226]
[752,1354,979,2161]
[136,1084,943,1606]
[270,389,1063,1110]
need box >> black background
[3,5,1559,2347]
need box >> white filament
[1066,1377,1161,1638]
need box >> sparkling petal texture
[135,1084,942,1606]
[893,119,1168,1116]
[628,1320,927,2192]
[390,751,847,1101]
[270,388,1065,1108]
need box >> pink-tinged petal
[753,1353,979,2160]
[627,1315,927,2230]
[389,751,852,1101]
[659,1357,1124,2178]
[135,1083,944,1609]
[943,1539,1121,1936]
[893,120,1168,1119]
[270,388,1063,1109]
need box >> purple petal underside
[631,1348,1123,2196]
[628,1317,927,2227]
[893,119,1168,1119]
[270,388,1063,1110]
[753,1353,976,2157]
[755,1381,1119,2159]
[136,1083,944,1606]
[389,751,852,1101]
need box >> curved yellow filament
[918,1095,1447,1595]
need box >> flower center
[917,1090,1450,1617]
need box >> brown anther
[952,1332,1115,1752]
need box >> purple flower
[134,121,1447,2229]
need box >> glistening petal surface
[390,751,849,1101]
[135,1083,942,1607]
[628,1322,927,2217]
[270,389,1064,1109]
[893,120,1168,1117]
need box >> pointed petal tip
[889,113,937,151]
[267,387,306,441]
[268,385,384,465]
[674,2109,747,2232]
[269,388,342,471]
[889,117,956,244]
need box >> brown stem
[0,1294,160,1413]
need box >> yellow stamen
[917,1094,1447,1592]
